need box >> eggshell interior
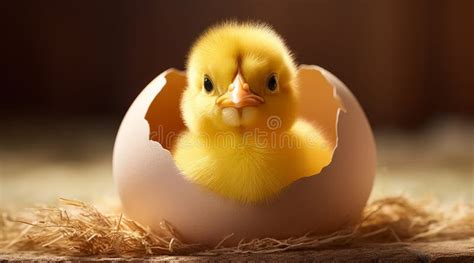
[113,65,376,245]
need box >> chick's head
[182,22,298,134]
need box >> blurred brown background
[1,1,472,207]
[2,0,473,128]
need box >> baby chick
[173,22,332,204]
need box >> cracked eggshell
[113,65,376,246]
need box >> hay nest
[0,196,473,256]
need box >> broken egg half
[113,65,376,245]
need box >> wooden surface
[1,119,472,261]
[1,241,473,262]
[1,119,472,207]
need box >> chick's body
[173,22,332,204]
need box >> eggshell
[113,65,376,245]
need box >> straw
[0,196,472,256]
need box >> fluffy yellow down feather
[173,22,332,204]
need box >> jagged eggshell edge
[113,65,376,245]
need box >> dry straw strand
[0,196,473,256]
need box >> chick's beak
[216,71,264,109]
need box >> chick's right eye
[267,74,278,92]
[203,76,213,93]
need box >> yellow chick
[173,22,332,204]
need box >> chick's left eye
[267,75,278,92]
[203,76,213,93]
